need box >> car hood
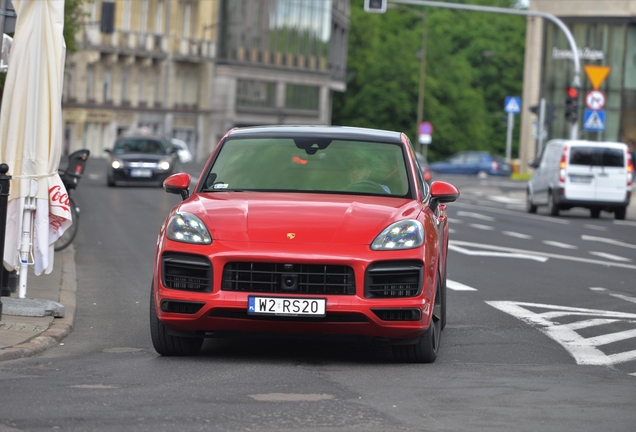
[115,153,169,162]
[176,192,421,244]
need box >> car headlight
[111,159,123,169]
[166,212,212,244]
[371,220,424,250]
[158,160,171,170]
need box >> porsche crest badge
[287,233,296,239]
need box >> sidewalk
[0,246,76,362]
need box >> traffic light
[565,87,579,124]
[364,0,387,13]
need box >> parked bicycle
[54,149,90,251]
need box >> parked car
[171,138,193,164]
[415,151,432,184]
[527,139,633,219]
[106,135,180,187]
[429,151,511,178]
[150,125,460,363]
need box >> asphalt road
[0,161,635,432]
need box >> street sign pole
[505,112,513,163]
[537,97,546,156]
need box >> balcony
[173,37,216,63]
[82,25,167,60]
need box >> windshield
[114,138,166,155]
[202,137,410,196]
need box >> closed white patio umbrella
[0,0,71,297]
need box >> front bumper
[153,241,437,341]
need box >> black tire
[615,207,626,220]
[107,176,115,187]
[150,282,204,356]
[392,274,442,363]
[590,208,601,219]
[54,196,79,251]
[526,189,537,214]
[548,190,560,216]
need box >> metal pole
[416,12,427,155]
[537,97,546,156]
[390,0,581,138]
[505,112,513,162]
[0,164,11,320]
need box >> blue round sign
[419,122,433,135]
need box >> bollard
[0,163,11,321]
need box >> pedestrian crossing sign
[504,96,521,114]
[583,109,605,131]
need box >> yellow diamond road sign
[584,65,611,90]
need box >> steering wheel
[343,179,387,194]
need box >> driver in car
[347,155,391,193]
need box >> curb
[0,246,76,362]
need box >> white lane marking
[448,244,548,262]
[542,240,578,249]
[88,173,101,180]
[447,218,463,224]
[610,294,636,304]
[447,280,478,291]
[502,231,532,239]
[489,196,524,205]
[450,240,636,270]
[448,228,456,234]
[588,251,632,262]
[565,318,619,330]
[457,211,495,221]
[582,235,636,250]
[469,223,495,231]
[614,220,636,227]
[584,224,608,231]
[589,287,607,291]
[486,301,636,366]
[585,329,636,347]
[452,202,570,224]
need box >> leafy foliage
[332,0,526,162]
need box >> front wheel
[548,190,560,216]
[150,282,204,356]
[392,274,442,363]
[54,196,79,251]
[526,189,537,214]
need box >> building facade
[63,0,349,161]
[520,0,636,171]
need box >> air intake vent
[161,300,205,315]
[162,252,212,292]
[222,262,355,295]
[372,308,422,321]
[365,261,423,298]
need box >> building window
[123,0,132,31]
[183,2,191,39]
[236,79,276,108]
[140,0,149,34]
[154,68,162,106]
[138,69,145,105]
[155,0,164,33]
[86,65,94,101]
[285,84,319,110]
[65,64,74,101]
[103,68,111,103]
[121,68,129,104]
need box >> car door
[444,153,466,174]
[462,152,482,174]
[594,146,627,202]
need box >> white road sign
[585,90,606,110]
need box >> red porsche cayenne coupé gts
[150,126,459,363]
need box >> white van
[527,140,633,220]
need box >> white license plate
[570,175,592,183]
[130,169,153,178]
[248,296,326,317]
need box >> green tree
[333,0,526,161]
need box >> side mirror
[528,158,539,168]
[163,173,191,200]
[104,149,112,154]
[429,181,459,211]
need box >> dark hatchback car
[429,151,511,178]
[106,135,181,187]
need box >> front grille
[365,261,423,298]
[162,252,212,292]
[161,300,205,314]
[222,262,355,295]
[372,308,422,321]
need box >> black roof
[227,125,403,143]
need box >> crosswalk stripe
[447,280,477,291]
